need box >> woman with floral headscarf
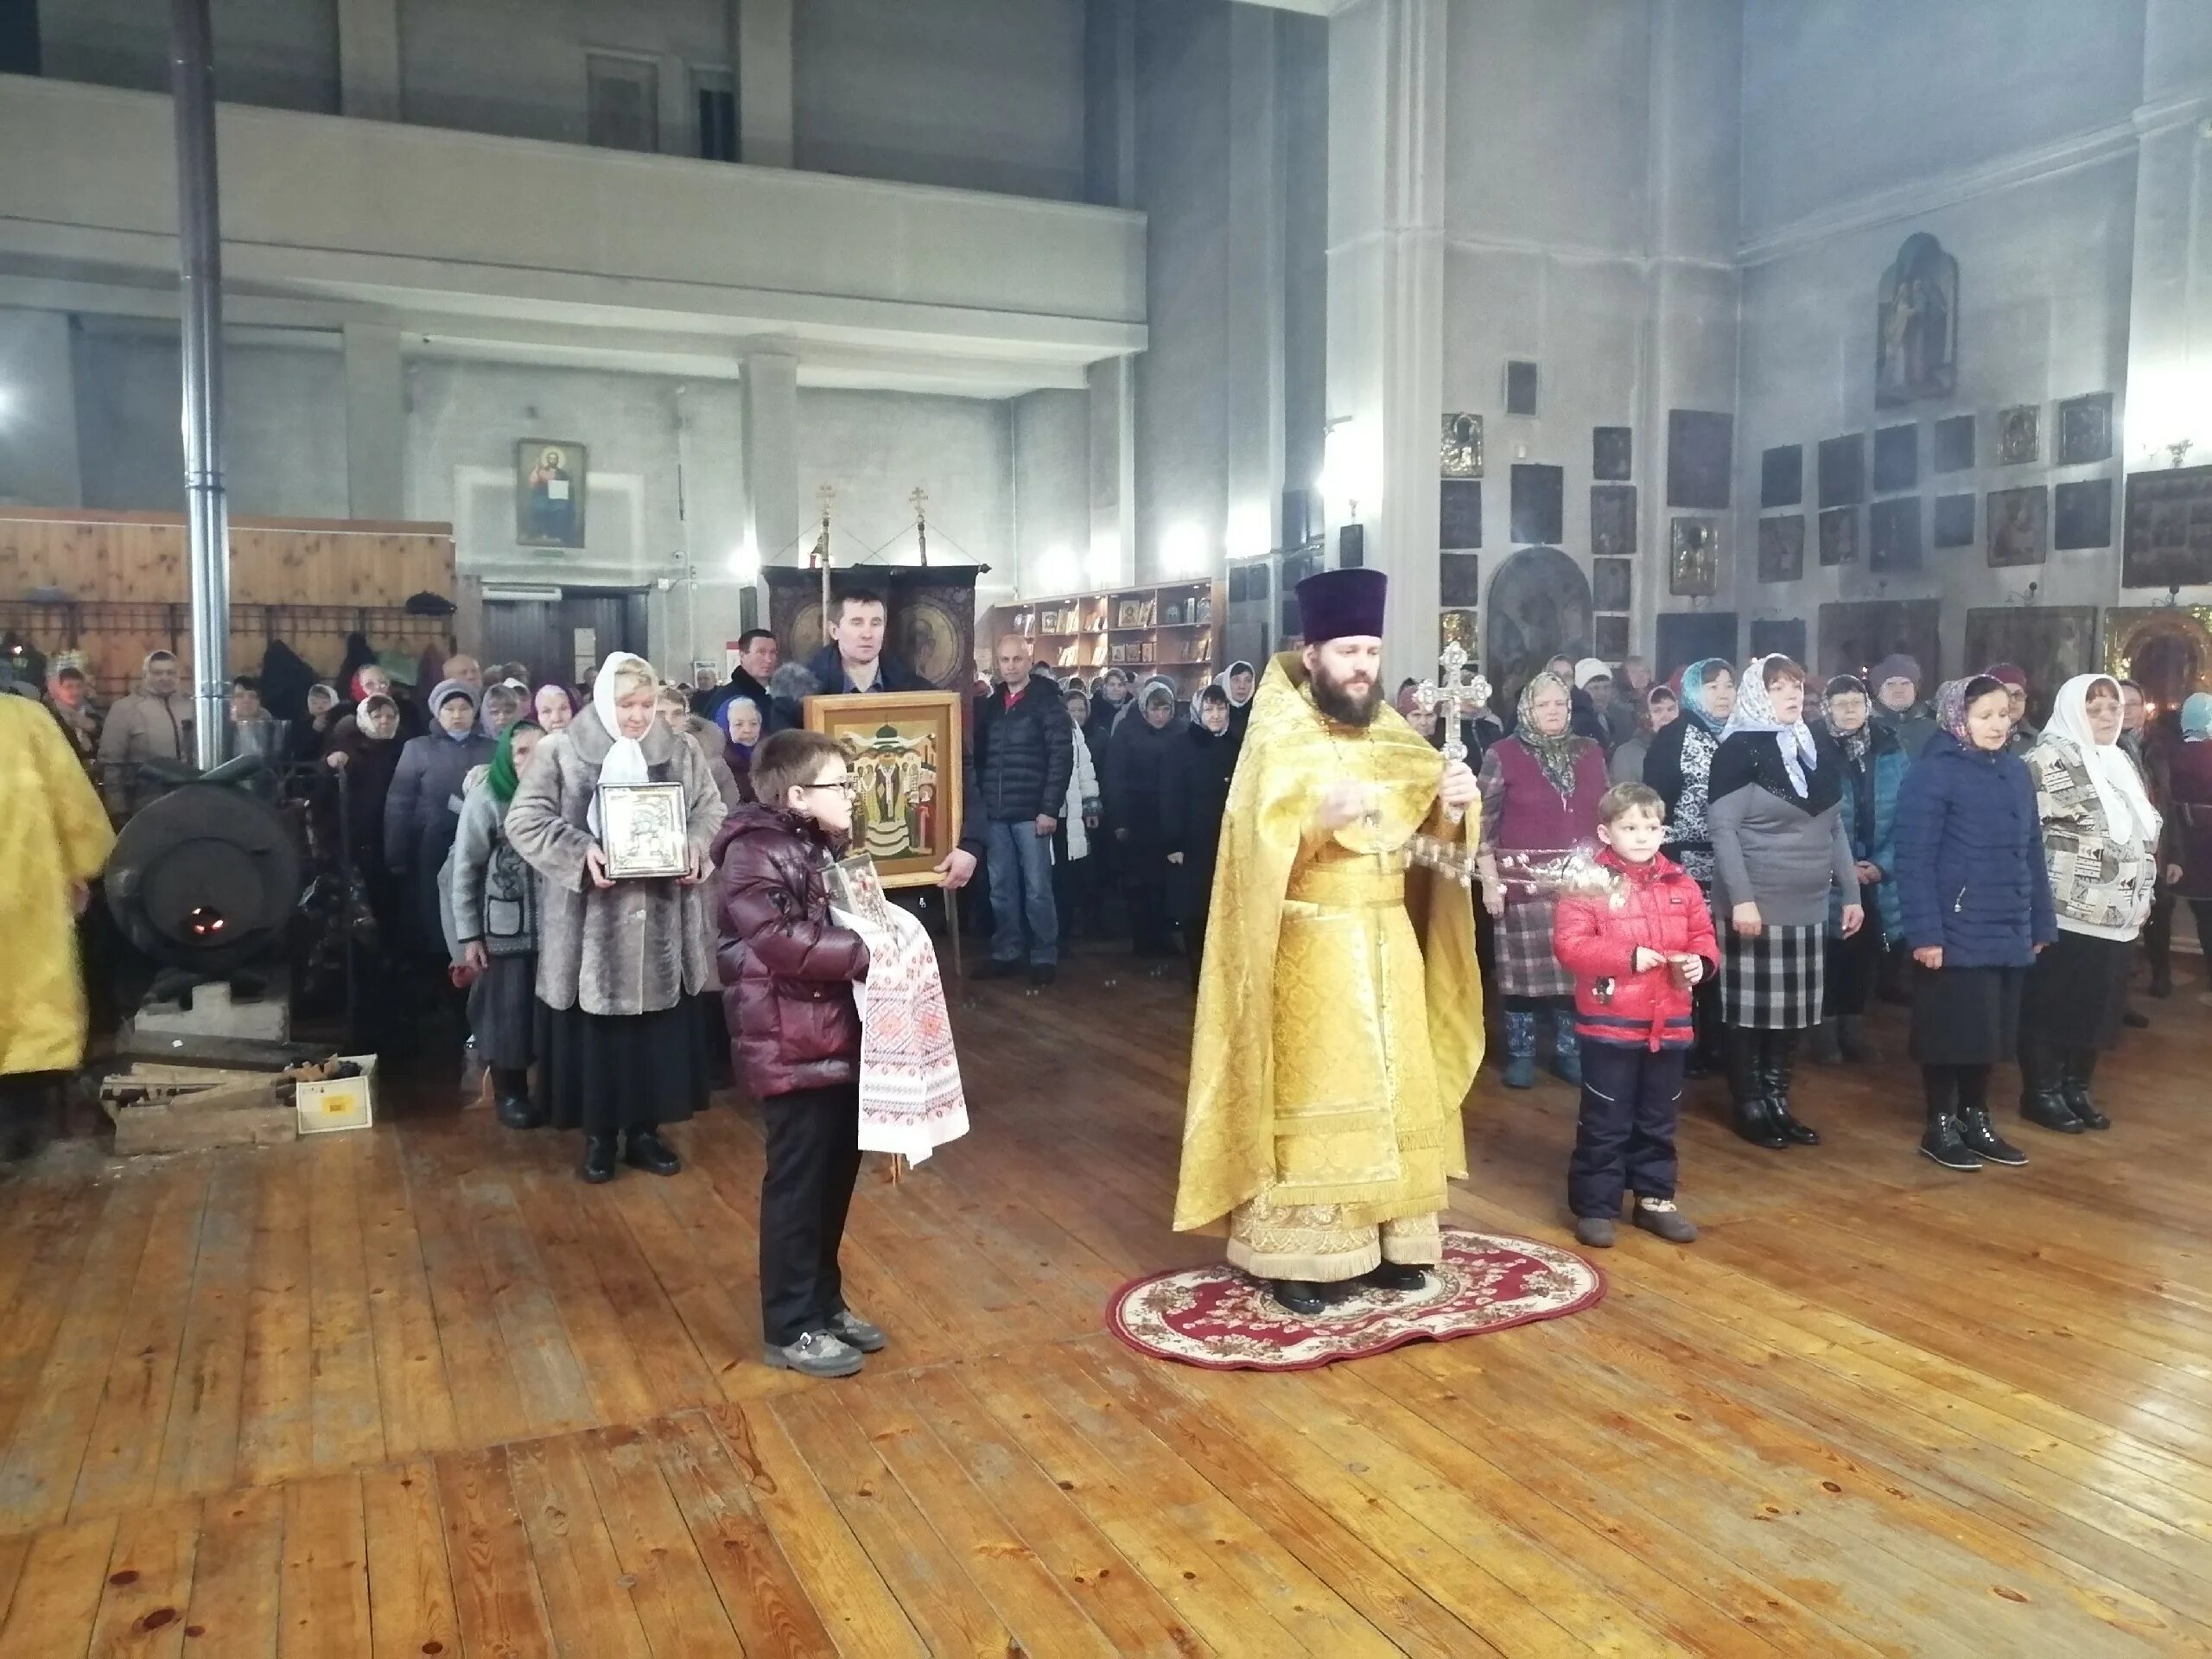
[1893,677,2053,1171]
[2017,673,2162,1134]
[1476,671,1608,1087]
[1707,656,1862,1150]
[1643,658,1737,1073]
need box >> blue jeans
[985,819,1059,965]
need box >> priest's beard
[1310,660,1381,728]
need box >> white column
[2122,1,2212,485]
[741,348,803,568]
[341,320,404,520]
[1225,4,1287,563]
[0,307,82,506]
[337,0,402,122]
[1088,356,1135,588]
[1324,0,1446,686]
[737,0,794,168]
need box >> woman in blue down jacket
[1891,676,2056,1173]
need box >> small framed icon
[595,781,691,880]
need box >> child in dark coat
[1552,783,1719,1249]
[714,729,883,1381]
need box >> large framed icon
[803,691,965,889]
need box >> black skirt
[2024,931,2132,1051]
[533,998,709,1135]
[1910,964,2026,1066]
[467,953,537,1071]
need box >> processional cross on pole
[1408,638,1490,886]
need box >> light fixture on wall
[727,535,760,583]
[1086,529,1122,588]
[1036,542,1080,594]
[1163,522,1212,577]
[1226,501,1271,563]
[1318,417,1379,525]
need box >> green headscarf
[485,719,541,804]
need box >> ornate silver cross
[1407,639,1491,886]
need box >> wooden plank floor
[3,952,2211,1655]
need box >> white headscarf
[586,650,656,836]
[2043,673,2160,848]
[1721,654,1817,798]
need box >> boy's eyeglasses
[799,779,861,798]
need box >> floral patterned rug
[1106,1225,1605,1371]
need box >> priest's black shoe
[1267,1279,1331,1317]
[579,1135,618,1184]
[1362,1262,1430,1293]
[624,1130,683,1176]
[496,1094,545,1130]
[1956,1106,2028,1166]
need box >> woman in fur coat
[507,652,728,1183]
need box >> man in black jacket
[974,634,1074,985]
[697,630,779,724]
[773,590,978,889]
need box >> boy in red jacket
[1553,783,1719,1248]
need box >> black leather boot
[1837,1014,1883,1064]
[1918,1070,1981,1171]
[1957,1105,2028,1166]
[2018,1034,2082,1134]
[2060,1050,2111,1131]
[623,1129,683,1176]
[579,1135,619,1183]
[1764,1031,1820,1146]
[1726,1027,1788,1148]
[1267,1279,1330,1316]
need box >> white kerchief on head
[1720,655,1817,798]
[2044,672,2159,847]
[587,650,655,837]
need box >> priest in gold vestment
[1175,569,1484,1316]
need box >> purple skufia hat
[1296,568,1389,644]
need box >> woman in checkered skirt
[1476,671,1609,1089]
[1707,656,1866,1150]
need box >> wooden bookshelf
[984,578,1227,700]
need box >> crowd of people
[1447,647,2202,1254]
[12,596,2212,1364]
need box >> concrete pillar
[1225,4,1287,563]
[341,320,404,520]
[741,348,803,569]
[1014,390,1090,599]
[1324,0,1446,687]
[737,0,794,168]
[2122,2,2212,495]
[1643,0,1741,657]
[1088,356,1135,588]
[337,0,402,122]
[0,308,83,506]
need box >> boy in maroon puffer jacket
[1553,783,1720,1249]
[715,728,881,1379]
